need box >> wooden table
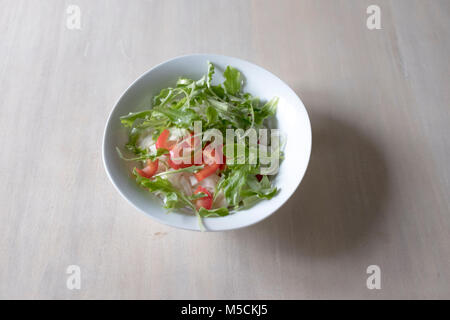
[1,0,449,299]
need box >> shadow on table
[231,105,390,258]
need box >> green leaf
[254,97,278,126]
[198,207,229,217]
[205,105,218,124]
[210,85,225,99]
[216,165,252,206]
[153,165,204,177]
[134,169,194,209]
[120,111,152,127]
[134,170,207,230]
[124,126,147,155]
[241,195,260,209]
[116,147,169,162]
[207,98,250,129]
[206,61,215,88]
[152,105,201,129]
[152,88,172,106]
[242,175,278,200]
[223,66,242,95]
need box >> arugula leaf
[133,169,196,210]
[206,61,215,88]
[120,111,152,127]
[207,98,250,129]
[122,115,169,154]
[153,165,204,177]
[124,126,149,155]
[216,164,252,207]
[198,207,229,217]
[205,105,218,124]
[152,105,201,129]
[152,88,172,106]
[241,195,260,209]
[116,147,169,162]
[254,97,278,126]
[223,66,242,95]
[241,175,278,199]
[134,169,208,230]
[210,85,225,99]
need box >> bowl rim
[102,53,312,231]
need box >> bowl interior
[103,54,311,231]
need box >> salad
[117,62,281,229]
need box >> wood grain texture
[0,0,449,299]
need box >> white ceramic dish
[103,54,311,231]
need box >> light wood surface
[1,0,449,299]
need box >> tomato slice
[186,132,201,148]
[135,159,159,179]
[202,144,223,165]
[167,157,194,170]
[156,129,176,150]
[194,144,224,181]
[256,174,263,182]
[194,186,213,210]
[219,151,227,171]
[195,163,220,182]
[168,132,201,169]
[169,149,194,169]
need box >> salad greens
[118,62,281,229]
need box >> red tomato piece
[219,152,227,171]
[195,163,220,182]
[156,129,176,150]
[194,144,224,181]
[186,132,201,148]
[167,157,193,170]
[135,159,159,179]
[169,132,201,169]
[203,144,223,165]
[194,186,213,210]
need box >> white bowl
[103,54,311,231]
